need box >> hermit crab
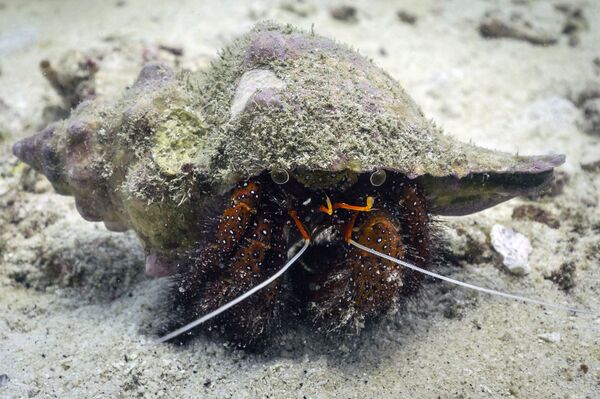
[13,22,574,346]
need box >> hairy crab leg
[303,192,431,331]
[301,207,408,331]
[389,182,432,294]
[169,181,262,312]
[157,239,310,343]
[344,211,406,315]
[158,204,312,344]
[214,181,261,253]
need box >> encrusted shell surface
[12,22,564,265]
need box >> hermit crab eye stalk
[369,169,387,186]
[270,168,289,185]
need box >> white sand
[1,0,599,397]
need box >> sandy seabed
[1,0,599,398]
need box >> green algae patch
[124,197,200,252]
[151,108,207,176]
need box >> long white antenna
[156,239,311,343]
[349,239,599,317]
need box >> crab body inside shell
[162,169,432,344]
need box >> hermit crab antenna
[156,239,311,344]
[348,239,600,317]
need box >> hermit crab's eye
[369,169,387,186]
[270,168,289,185]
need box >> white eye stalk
[369,169,387,187]
[271,168,290,185]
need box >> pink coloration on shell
[250,88,284,110]
[145,253,177,278]
[244,31,291,67]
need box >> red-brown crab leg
[159,180,312,344]
[178,209,288,337]
[305,193,429,331]
[342,213,359,243]
[303,207,407,330]
[168,181,261,309]
[214,181,261,255]
[347,211,406,314]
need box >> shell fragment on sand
[490,224,532,275]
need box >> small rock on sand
[490,224,532,275]
[580,98,600,135]
[397,10,417,25]
[479,10,559,46]
[538,332,561,343]
[330,5,358,23]
[567,82,600,136]
[0,374,10,388]
[279,0,317,18]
